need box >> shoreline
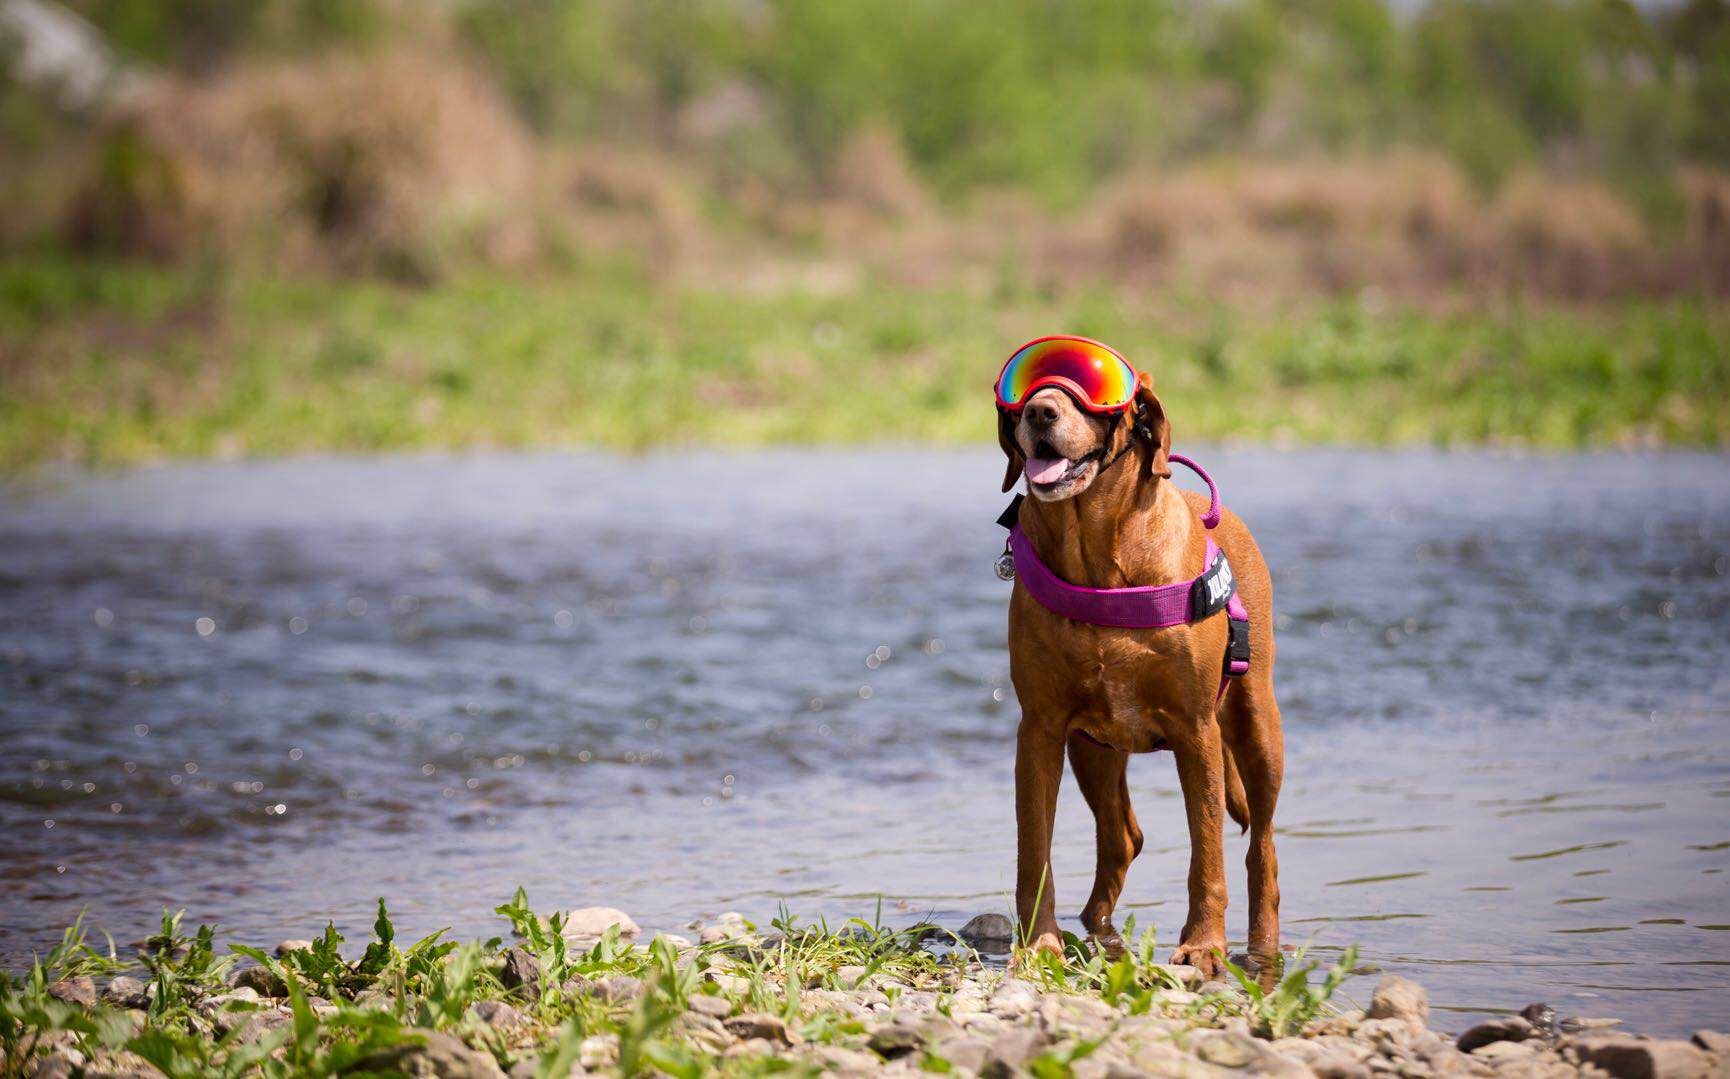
[6,900,1724,1077]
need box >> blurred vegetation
[25,0,1728,203]
[2,0,1728,468]
[2,255,1723,470]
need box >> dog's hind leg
[1066,733,1143,944]
[1218,679,1284,966]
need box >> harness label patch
[1190,551,1236,621]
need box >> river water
[1,449,1726,1035]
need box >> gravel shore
[9,904,1726,1078]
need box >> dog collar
[995,454,1250,678]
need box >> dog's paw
[1168,938,1227,978]
[1010,931,1063,971]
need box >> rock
[1472,1040,1538,1064]
[835,964,869,987]
[274,939,313,957]
[1367,974,1429,1030]
[358,1030,507,1079]
[983,1026,1047,1077]
[803,1045,883,1074]
[933,1035,992,1073]
[697,912,750,945]
[101,975,148,1007]
[230,965,287,997]
[671,1011,732,1054]
[46,977,95,1006]
[700,923,751,946]
[198,986,261,1021]
[725,1013,796,1045]
[1153,963,1206,989]
[1192,1030,1312,1076]
[1311,1053,1374,1079]
[468,1000,528,1030]
[1356,1016,1418,1047]
[957,913,1016,950]
[221,1007,293,1042]
[726,1037,776,1058]
[706,972,752,994]
[988,979,1041,1018]
[869,1022,925,1059]
[1693,1031,1730,1054]
[655,933,694,950]
[1521,1002,1558,1037]
[1562,1016,1624,1033]
[587,976,644,1003]
[498,947,541,997]
[28,1054,80,1079]
[687,994,731,1019]
[1570,1037,1715,1079]
[578,1033,619,1070]
[560,907,640,943]
[1457,1016,1535,1053]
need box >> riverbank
[3,258,1727,473]
[6,897,1724,1077]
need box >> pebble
[100,975,148,1007]
[1568,1036,1715,1079]
[1457,1016,1535,1053]
[230,965,286,997]
[933,1034,991,1072]
[867,1022,925,1058]
[988,978,1041,1018]
[1692,1030,1730,1054]
[1368,974,1430,1030]
[1521,1002,1559,1037]
[358,1029,506,1079]
[46,977,95,1006]
[687,994,732,1019]
[724,1013,796,1045]
[274,939,313,957]
[956,913,1016,950]
[577,1033,619,1069]
[469,1000,529,1030]
[559,907,640,943]
[498,947,541,996]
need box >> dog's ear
[997,409,1024,493]
[1134,371,1172,479]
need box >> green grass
[0,893,1359,1077]
[2,256,1726,473]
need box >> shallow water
[2,448,1727,1035]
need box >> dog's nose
[1026,399,1062,429]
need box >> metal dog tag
[994,543,1016,581]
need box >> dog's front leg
[1014,718,1066,955]
[1168,712,1229,977]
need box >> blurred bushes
[4,0,1730,296]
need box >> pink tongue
[1025,457,1069,485]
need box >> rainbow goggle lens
[993,335,1139,414]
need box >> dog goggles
[992,335,1138,413]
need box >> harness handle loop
[1167,453,1221,529]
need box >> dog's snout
[1026,399,1062,429]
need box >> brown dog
[999,371,1283,977]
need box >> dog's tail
[1222,745,1250,834]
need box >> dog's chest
[1018,614,1198,753]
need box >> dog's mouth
[1025,440,1104,489]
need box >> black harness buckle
[1226,618,1251,676]
[1188,549,1237,622]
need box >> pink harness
[998,453,1251,698]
